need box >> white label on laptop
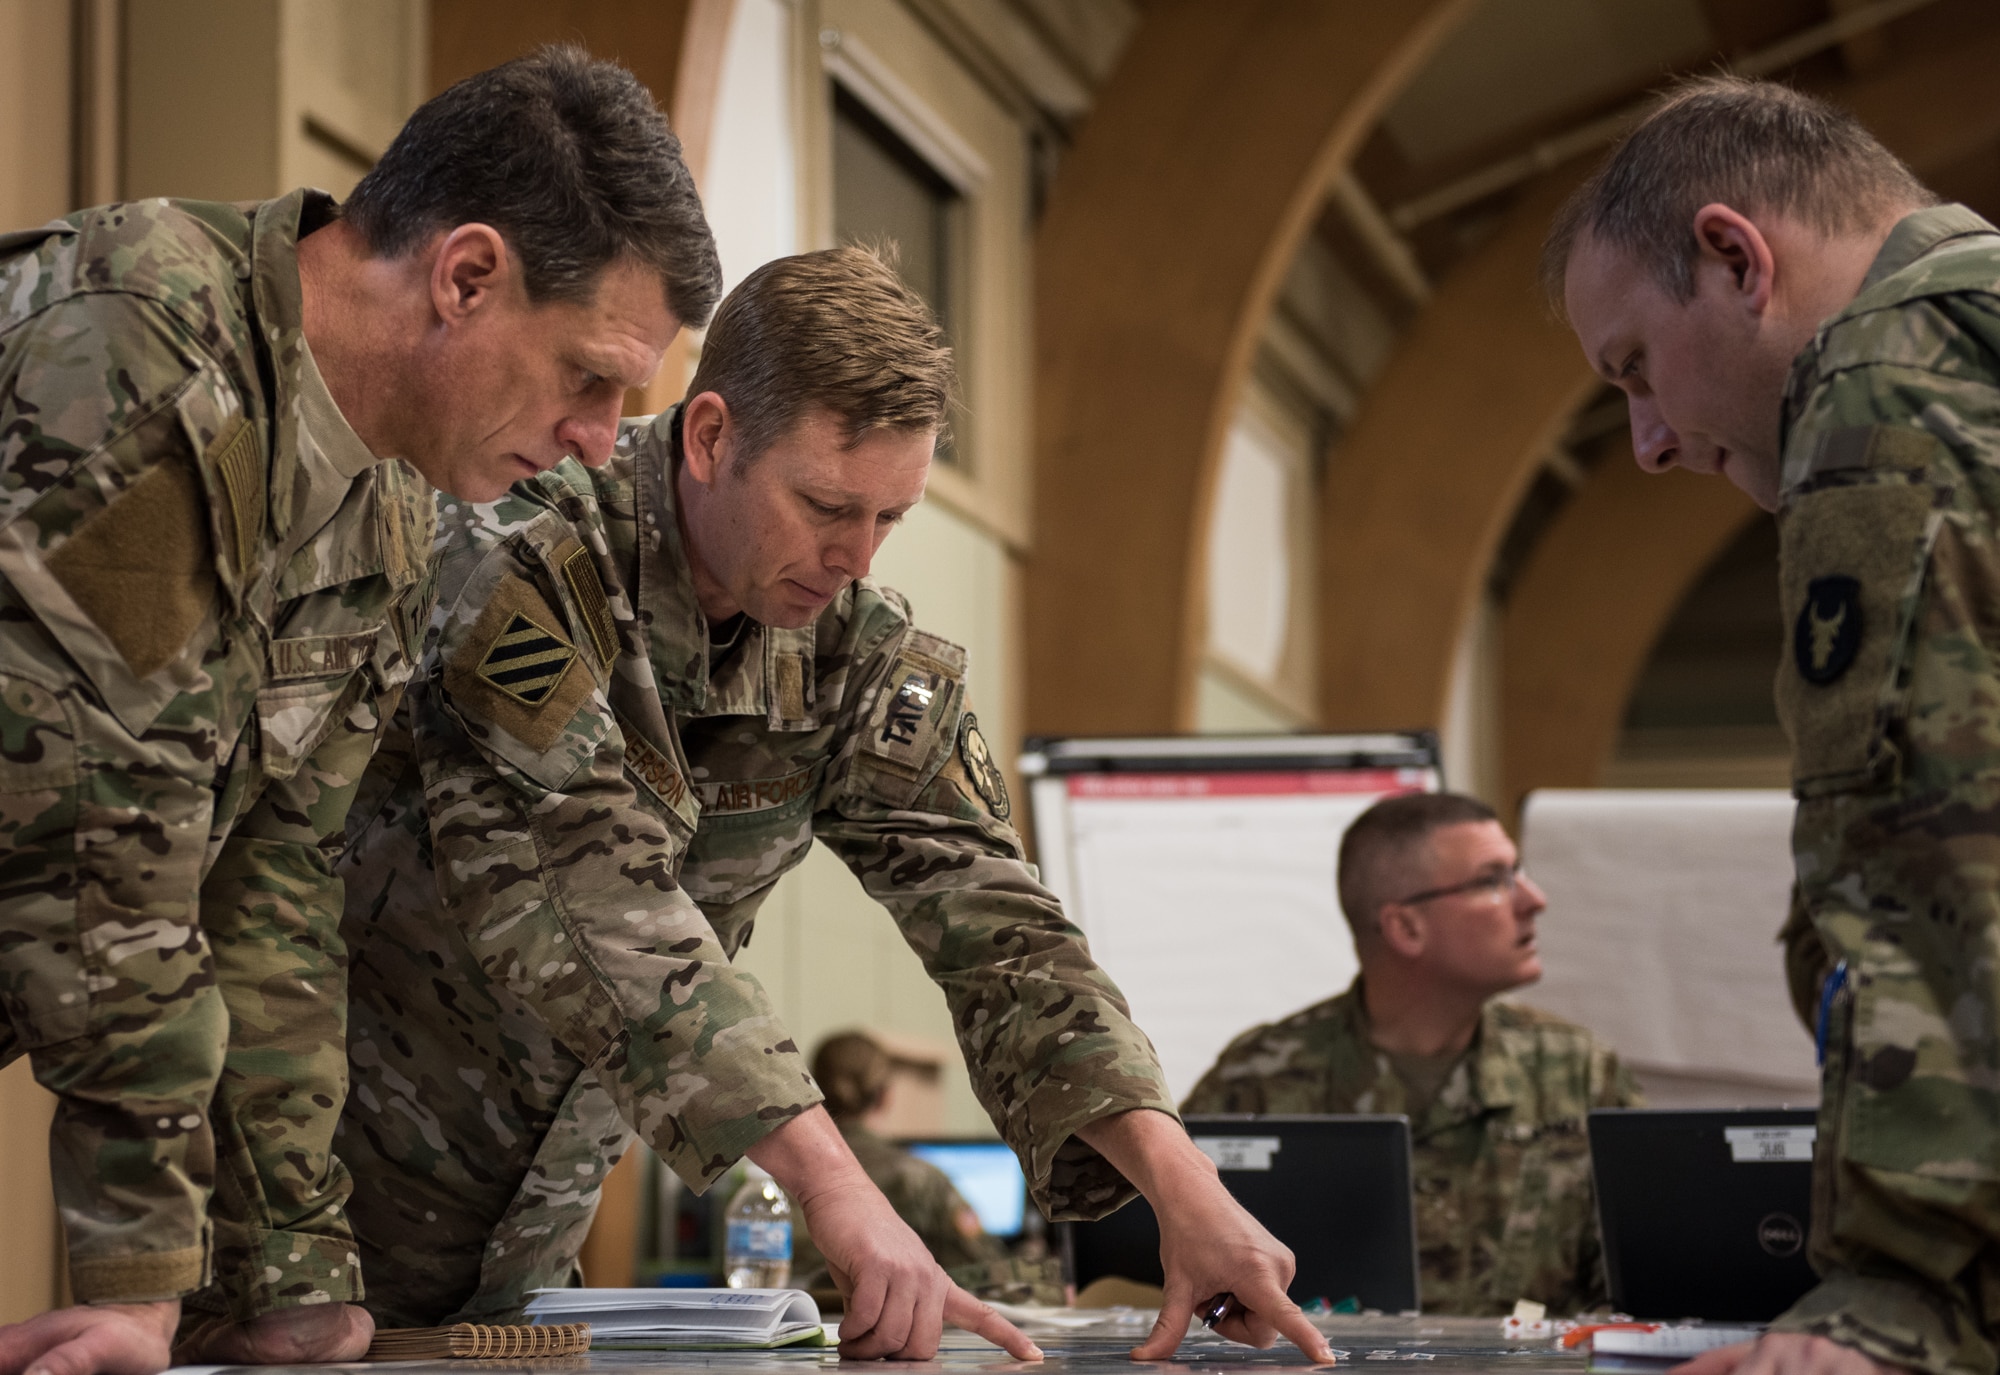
[1724,1125,1816,1162]
[1191,1136,1281,1171]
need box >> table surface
[172,1313,1599,1375]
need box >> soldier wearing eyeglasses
[1182,791,1641,1316]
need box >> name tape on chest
[694,766,819,816]
[620,717,691,817]
[269,628,380,681]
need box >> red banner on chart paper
[1066,769,1427,800]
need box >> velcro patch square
[477,611,577,705]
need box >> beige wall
[0,0,72,228]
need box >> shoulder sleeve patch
[946,711,1010,820]
[443,574,596,753]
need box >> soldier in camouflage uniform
[0,46,711,1375]
[1553,76,2000,1375]
[1182,792,1640,1315]
[332,248,1336,1364]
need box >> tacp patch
[957,712,1010,820]
[881,669,941,749]
[1794,575,1863,685]
[478,610,577,705]
[562,542,618,666]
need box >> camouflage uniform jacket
[1180,980,1641,1316]
[0,191,434,1308]
[790,1121,1003,1284]
[334,408,1174,1325]
[1771,203,2000,1375]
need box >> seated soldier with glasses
[1183,791,1641,1316]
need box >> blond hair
[685,246,955,461]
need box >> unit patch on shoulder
[443,574,601,754]
[957,712,1010,820]
[1794,575,1863,686]
[562,543,619,665]
[477,609,577,705]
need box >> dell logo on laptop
[1757,1212,1805,1257]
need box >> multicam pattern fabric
[333,408,1174,1325]
[1180,981,1640,1316]
[0,191,435,1312]
[1771,203,2000,1375]
[788,1121,1007,1287]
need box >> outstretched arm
[1077,1109,1336,1364]
[747,1108,1041,1362]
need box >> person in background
[1183,791,1641,1316]
[788,1032,1062,1304]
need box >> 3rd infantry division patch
[477,611,577,705]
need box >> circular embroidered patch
[1793,575,1862,686]
[957,712,1010,820]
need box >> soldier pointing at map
[330,246,1336,1363]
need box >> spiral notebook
[364,1322,592,1360]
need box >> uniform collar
[249,188,381,545]
[1339,977,1514,1129]
[1859,203,1998,292]
[635,406,713,713]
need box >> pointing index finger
[944,1286,1043,1361]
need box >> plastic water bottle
[723,1164,792,1289]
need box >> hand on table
[172,1301,373,1365]
[0,1300,177,1375]
[1076,1109,1336,1364]
[1675,1334,1909,1375]
[750,1106,1041,1362]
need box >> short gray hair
[1541,74,1934,311]
[1337,791,1498,949]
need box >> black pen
[1199,1293,1237,1329]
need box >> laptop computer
[900,1138,1030,1240]
[1065,1114,1420,1313]
[1590,1107,1819,1322]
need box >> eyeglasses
[1395,863,1527,907]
